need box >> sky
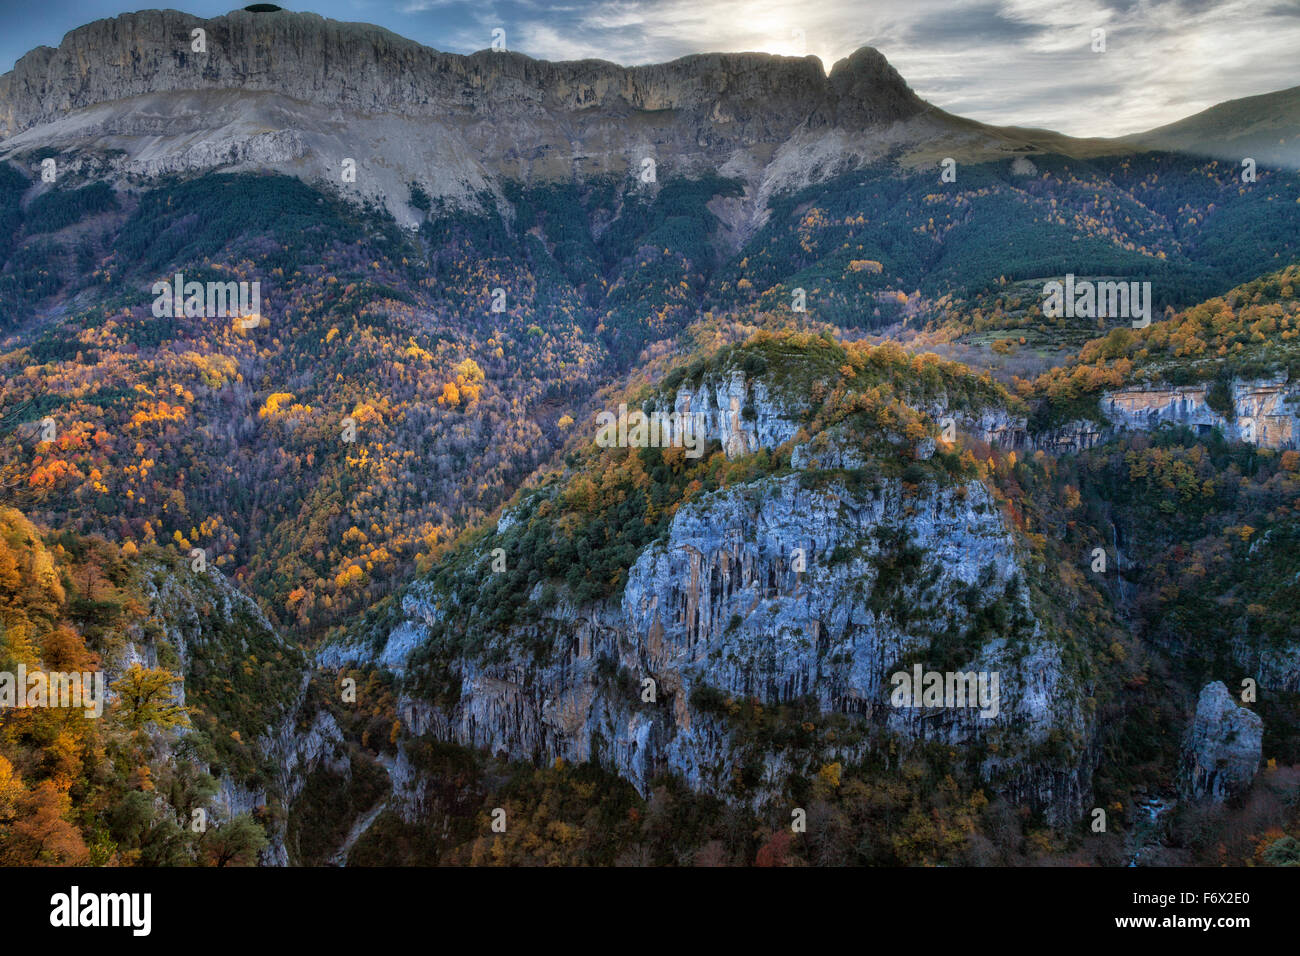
[0,0,1297,137]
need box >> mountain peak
[821,45,925,127]
[0,9,924,142]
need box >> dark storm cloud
[902,2,1045,46]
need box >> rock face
[126,560,348,865]
[959,410,1104,456]
[1233,623,1300,693]
[0,8,958,227]
[339,374,1095,826]
[0,10,919,140]
[1102,377,1299,449]
[387,476,1091,824]
[1179,681,1263,802]
[979,376,1300,454]
[672,372,802,457]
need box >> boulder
[1179,681,1262,802]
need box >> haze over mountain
[1125,84,1300,169]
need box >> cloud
[400,0,1298,136]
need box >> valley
[0,5,1298,869]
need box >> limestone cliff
[1179,681,1263,803]
[0,8,953,227]
[0,10,922,141]
[995,375,1300,454]
[326,366,1095,826]
[1102,377,1299,448]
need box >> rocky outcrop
[126,561,348,865]
[671,372,803,456]
[962,410,1103,455]
[330,374,1094,826]
[1024,420,1107,454]
[975,375,1300,454]
[1233,632,1300,694]
[379,474,1091,825]
[1102,376,1299,449]
[1179,681,1263,802]
[212,690,347,865]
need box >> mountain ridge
[0,8,923,139]
[0,8,945,227]
[1125,84,1300,168]
[4,7,1296,237]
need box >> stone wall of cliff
[328,373,1095,826]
